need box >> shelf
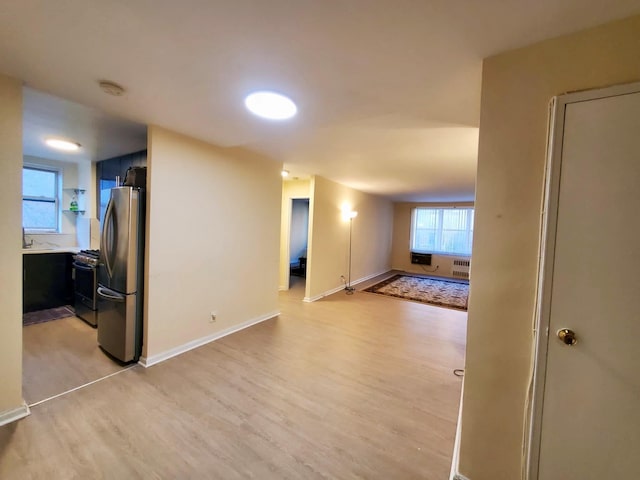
[62,188,86,214]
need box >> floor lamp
[345,210,358,294]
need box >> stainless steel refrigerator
[97,186,145,363]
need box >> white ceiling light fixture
[45,138,81,151]
[281,169,290,177]
[244,91,297,120]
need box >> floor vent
[452,258,471,280]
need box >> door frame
[527,80,640,479]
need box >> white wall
[76,159,97,250]
[0,74,24,415]
[144,126,281,361]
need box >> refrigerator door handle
[97,286,126,302]
[101,197,115,279]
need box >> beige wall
[306,175,393,300]
[279,179,311,289]
[459,15,640,480]
[0,74,24,413]
[145,126,281,358]
[391,201,474,278]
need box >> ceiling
[23,88,147,163]
[2,1,639,201]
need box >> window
[23,166,59,232]
[411,207,474,256]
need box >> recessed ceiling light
[45,138,81,151]
[244,91,297,120]
[281,169,290,177]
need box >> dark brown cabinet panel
[23,253,74,313]
[96,150,147,222]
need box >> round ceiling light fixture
[98,80,126,96]
[45,138,81,151]
[281,169,290,177]
[244,91,297,120]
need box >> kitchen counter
[23,247,81,255]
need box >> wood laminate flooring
[22,316,127,405]
[1,275,466,479]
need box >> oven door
[73,262,98,327]
[73,262,97,301]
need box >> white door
[532,84,640,479]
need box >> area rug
[364,275,469,311]
[23,306,75,327]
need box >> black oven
[73,250,99,327]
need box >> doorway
[21,87,147,405]
[288,198,309,292]
[528,82,640,479]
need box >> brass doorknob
[557,328,577,346]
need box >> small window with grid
[23,166,60,232]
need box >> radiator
[452,258,471,280]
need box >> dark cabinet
[96,149,147,183]
[23,253,74,313]
[96,149,147,222]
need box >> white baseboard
[139,310,280,368]
[304,284,345,302]
[278,285,287,291]
[303,269,390,303]
[450,378,468,480]
[355,269,392,286]
[0,402,30,426]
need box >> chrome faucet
[22,228,33,248]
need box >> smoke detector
[98,80,126,96]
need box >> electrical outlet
[210,312,217,323]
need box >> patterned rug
[364,275,469,311]
[23,306,75,327]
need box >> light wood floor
[1,275,466,479]
[22,316,127,405]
